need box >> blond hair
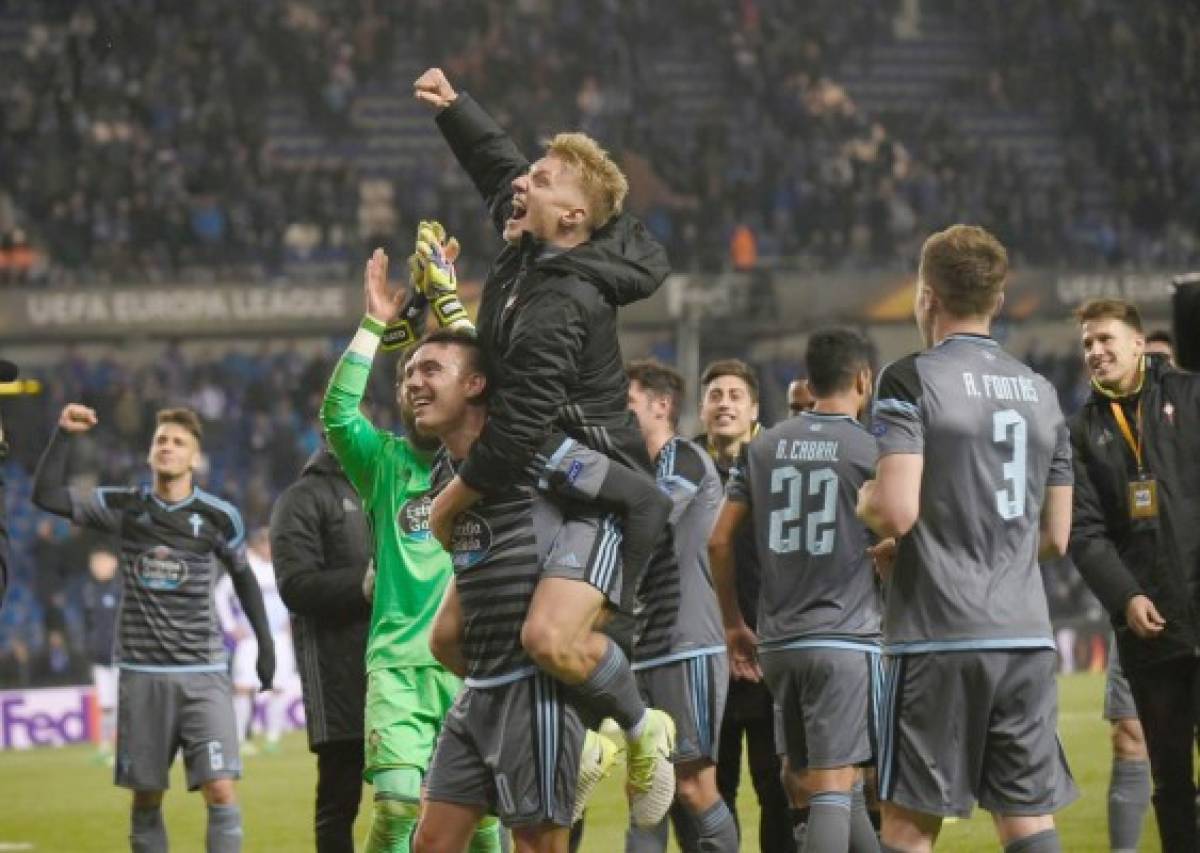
[918,224,1009,318]
[544,132,628,231]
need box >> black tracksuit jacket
[270,448,372,748]
[1069,355,1200,674]
[435,93,671,491]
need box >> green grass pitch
[0,672,1159,851]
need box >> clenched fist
[414,67,458,110]
[58,403,98,434]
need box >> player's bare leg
[880,802,941,853]
[521,578,675,827]
[512,824,569,853]
[413,800,485,853]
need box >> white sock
[265,691,284,743]
[627,709,649,740]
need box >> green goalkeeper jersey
[321,348,450,672]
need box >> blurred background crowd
[0,0,1197,287]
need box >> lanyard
[1109,399,1144,473]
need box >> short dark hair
[156,407,203,443]
[409,328,490,399]
[805,329,872,397]
[1074,298,1143,332]
[627,359,686,428]
[700,359,759,402]
[1146,329,1173,346]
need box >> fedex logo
[1,689,92,749]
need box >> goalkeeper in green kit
[320,223,501,853]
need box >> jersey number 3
[993,409,1027,520]
[768,466,837,556]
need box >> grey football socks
[206,803,243,853]
[625,817,669,852]
[130,805,167,853]
[849,781,881,852]
[803,790,852,853]
[1003,828,1061,852]
[1108,758,1150,853]
[571,636,646,730]
[695,799,739,852]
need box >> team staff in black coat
[1069,297,1200,853]
[270,445,373,853]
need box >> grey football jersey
[70,486,247,670]
[727,412,881,647]
[634,437,724,666]
[431,451,554,685]
[871,334,1072,653]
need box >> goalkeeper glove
[414,220,472,331]
[380,285,428,353]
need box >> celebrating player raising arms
[320,237,503,853]
[33,404,274,853]
[415,67,677,824]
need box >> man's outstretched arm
[416,68,529,235]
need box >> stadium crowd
[1,0,1198,287]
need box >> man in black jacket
[271,444,373,853]
[1070,297,1200,852]
[414,67,678,826]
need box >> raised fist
[58,403,98,434]
[414,68,458,110]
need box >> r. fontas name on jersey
[398,496,432,541]
[136,546,189,590]
[452,512,493,569]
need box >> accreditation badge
[1128,477,1159,519]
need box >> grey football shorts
[541,510,623,607]
[877,649,1079,819]
[760,645,881,770]
[115,668,241,791]
[635,652,728,764]
[425,671,584,828]
[1103,636,1139,722]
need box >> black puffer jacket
[436,93,670,491]
[1069,356,1200,673]
[270,448,372,748]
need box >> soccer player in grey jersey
[712,329,882,853]
[857,225,1075,853]
[410,329,599,853]
[33,404,274,853]
[623,359,738,853]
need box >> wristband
[360,314,387,336]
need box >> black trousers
[314,739,365,853]
[1126,656,1200,853]
[716,678,792,853]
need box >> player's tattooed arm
[709,497,761,682]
